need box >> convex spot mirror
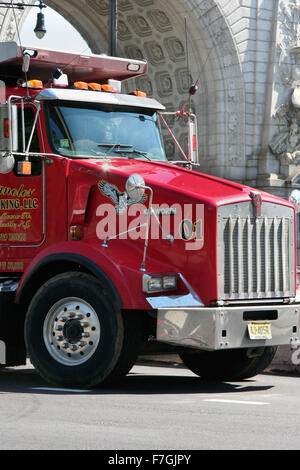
[0,152,14,174]
[126,173,145,201]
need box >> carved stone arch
[0,0,245,181]
[0,2,34,42]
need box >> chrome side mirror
[125,173,146,201]
[0,152,14,174]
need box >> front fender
[16,241,153,309]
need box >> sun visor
[35,88,166,111]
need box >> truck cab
[0,41,299,388]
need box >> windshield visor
[46,102,167,161]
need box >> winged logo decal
[98,180,147,214]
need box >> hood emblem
[98,180,147,214]
[250,191,262,217]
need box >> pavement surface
[0,359,300,450]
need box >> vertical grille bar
[264,216,269,294]
[255,218,261,294]
[229,217,234,295]
[273,218,279,294]
[281,217,287,293]
[247,216,252,295]
[237,216,242,294]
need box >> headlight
[142,274,178,294]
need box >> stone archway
[0,0,246,182]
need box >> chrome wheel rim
[43,297,100,366]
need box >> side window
[47,105,72,153]
[14,107,42,176]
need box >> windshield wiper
[98,143,134,156]
[97,143,133,148]
[114,149,151,160]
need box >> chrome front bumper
[156,304,300,351]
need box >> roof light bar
[73,81,88,89]
[88,83,102,91]
[132,90,147,98]
[22,79,43,89]
[101,84,115,92]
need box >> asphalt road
[0,360,299,451]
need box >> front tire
[179,347,277,381]
[25,272,140,388]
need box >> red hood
[74,157,293,208]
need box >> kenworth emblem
[250,190,262,217]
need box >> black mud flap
[0,290,26,367]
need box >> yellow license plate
[248,322,272,340]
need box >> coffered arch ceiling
[0,0,245,181]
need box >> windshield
[46,102,167,161]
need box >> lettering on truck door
[0,106,45,259]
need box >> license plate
[248,322,272,340]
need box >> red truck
[0,41,299,388]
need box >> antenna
[184,17,192,111]
[178,17,198,116]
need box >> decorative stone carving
[144,41,165,65]
[135,0,154,6]
[0,7,25,41]
[119,0,133,12]
[278,0,300,86]
[127,14,152,37]
[164,37,185,63]
[270,103,300,164]
[123,45,144,60]
[86,0,109,15]
[155,71,173,97]
[147,10,172,33]
[175,68,192,95]
[271,0,300,166]
[118,20,132,41]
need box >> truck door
[0,105,45,260]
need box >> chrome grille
[217,202,295,300]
